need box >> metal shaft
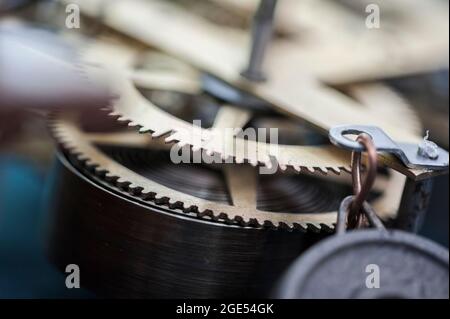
[395,177,434,233]
[241,0,278,82]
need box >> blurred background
[0,0,448,298]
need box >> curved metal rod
[337,196,386,235]
[348,133,378,228]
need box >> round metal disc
[276,230,449,299]
[46,152,329,298]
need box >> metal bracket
[329,125,449,170]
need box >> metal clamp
[329,125,449,170]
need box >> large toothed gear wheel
[51,112,342,231]
[81,39,423,178]
[63,39,418,227]
[47,105,404,297]
[50,80,410,231]
[106,60,424,177]
[47,109,348,298]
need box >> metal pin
[241,0,278,82]
[418,130,439,160]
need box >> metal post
[395,177,434,233]
[241,0,278,82]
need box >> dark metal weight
[276,200,449,298]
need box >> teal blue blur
[0,155,92,298]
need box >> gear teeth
[105,175,119,183]
[49,104,340,232]
[278,222,290,230]
[186,205,199,214]
[57,138,337,232]
[299,222,309,230]
[142,192,156,201]
[108,111,121,117]
[164,135,177,143]
[292,165,301,172]
[330,166,341,175]
[306,167,316,174]
[217,212,228,220]
[169,201,184,210]
[263,220,277,230]
[166,132,179,144]
[292,223,307,232]
[77,154,89,162]
[199,209,214,218]
[247,218,259,227]
[155,196,170,205]
[127,182,139,190]
[104,107,348,177]
[116,177,130,185]
[319,223,334,233]
[116,116,129,122]
[342,166,352,174]
[233,215,244,224]
[95,168,108,177]
[85,160,97,168]
[130,186,144,196]
[307,223,321,233]
[139,127,151,133]
[153,129,171,138]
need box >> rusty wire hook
[348,133,378,228]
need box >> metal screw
[240,0,278,82]
[418,130,439,160]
